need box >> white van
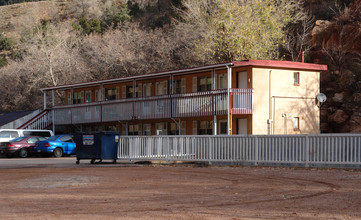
[0,129,54,143]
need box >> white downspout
[43,92,47,110]
[212,69,217,135]
[268,70,273,135]
[227,65,232,135]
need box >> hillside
[0,1,67,41]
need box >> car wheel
[53,148,63,158]
[19,148,28,158]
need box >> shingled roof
[0,110,36,127]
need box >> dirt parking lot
[0,162,360,219]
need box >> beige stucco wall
[251,68,320,135]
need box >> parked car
[34,135,76,157]
[0,136,47,158]
[0,129,54,144]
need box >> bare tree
[283,6,315,61]
[0,21,91,111]
[81,23,197,79]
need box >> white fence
[118,134,361,167]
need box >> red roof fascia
[41,60,327,91]
[232,60,327,71]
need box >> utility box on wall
[74,132,120,164]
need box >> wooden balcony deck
[52,89,253,125]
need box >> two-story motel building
[39,60,327,135]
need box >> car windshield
[46,135,61,141]
[11,137,27,142]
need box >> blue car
[35,135,76,157]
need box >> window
[129,124,141,136]
[143,83,152,97]
[125,85,141,98]
[156,81,168,96]
[169,121,186,135]
[169,122,178,135]
[293,117,299,130]
[143,124,151,136]
[155,122,167,135]
[73,92,83,104]
[136,84,142,98]
[199,76,212,92]
[95,89,101,101]
[23,131,52,137]
[0,131,19,139]
[294,72,300,86]
[199,121,213,135]
[27,137,39,144]
[126,86,134,98]
[218,74,227,89]
[85,91,91,103]
[60,135,74,142]
[105,88,117,100]
[173,78,186,94]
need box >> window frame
[199,76,212,92]
[126,86,134,98]
[155,122,167,135]
[85,90,92,103]
[73,91,83,104]
[143,83,152,97]
[143,124,151,136]
[105,88,117,100]
[199,120,213,135]
[60,136,74,143]
[294,72,300,86]
[218,73,227,89]
[293,117,300,130]
[129,124,141,136]
[169,122,179,135]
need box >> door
[238,71,247,88]
[60,135,76,155]
[234,72,249,109]
[238,118,247,135]
[218,120,228,135]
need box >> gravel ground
[0,163,360,219]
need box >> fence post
[254,136,258,166]
[166,137,170,164]
[128,138,132,163]
[209,136,212,165]
[305,135,309,167]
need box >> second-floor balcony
[52,88,253,125]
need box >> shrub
[0,34,13,51]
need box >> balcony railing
[52,88,253,125]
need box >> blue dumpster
[74,132,120,164]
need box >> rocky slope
[310,0,361,132]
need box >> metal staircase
[17,109,52,130]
